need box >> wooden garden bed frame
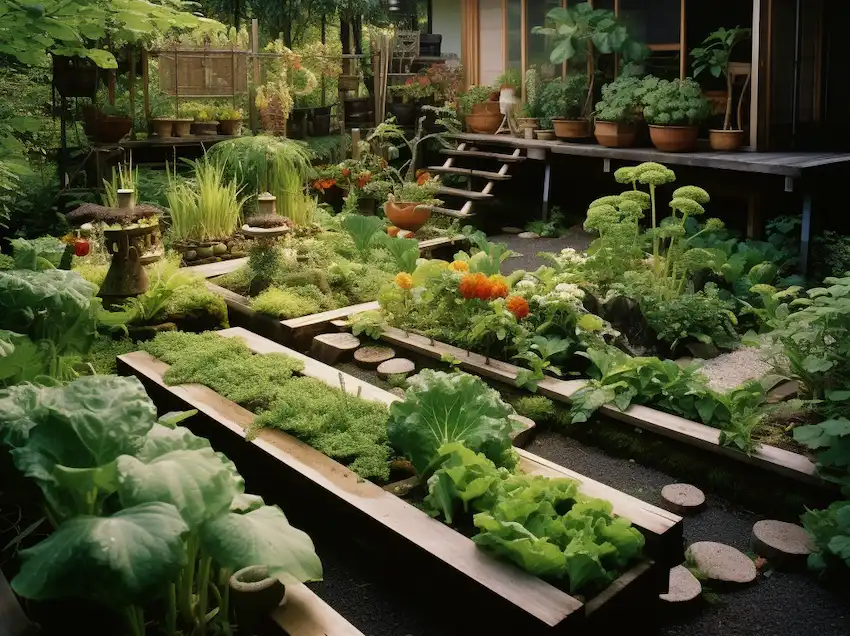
[183,236,468,349]
[331,325,828,490]
[118,327,682,635]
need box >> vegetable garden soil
[492,230,594,275]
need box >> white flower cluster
[554,248,587,267]
[531,283,586,309]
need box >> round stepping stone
[501,226,523,234]
[389,387,406,399]
[354,345,395,369]
[659,565,702,603]
[517,231,540,239]
[661,483,706,515]
[377,357,415,380]
[686,541,757,584]
[751,520,813,569]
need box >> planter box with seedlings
[120,327,682,635]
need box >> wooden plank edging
[271,583,365,636]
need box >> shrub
[538,75,589,123]
[641,78,711,126]
[252,287,323,318]
[513,396,557,423]
[594,75,645,124]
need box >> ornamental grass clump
[167,159,245,243]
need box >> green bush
[251,287,323,318]
[513,395,557,423]
[594,75,645,124]
[641,78,711,126]
[538,75,589,124]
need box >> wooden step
[441,148,526,162]
[426,205,475,219]
[435,186,494,201]
[428,166,512,180]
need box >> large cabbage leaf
[387,370,518,476]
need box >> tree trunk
[723,72,733,130]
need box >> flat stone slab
[517,231,540,239]
[686,541,757,584]
[354,345,395,369]
[767,380,800,404]
[661,483,706,515]
[501,226,523,234]
[751,520,813,568]
[377,358,415,380]
[659,565,702,603]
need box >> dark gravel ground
[492,228,594,274]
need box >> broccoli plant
[641,78,711,127]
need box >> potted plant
[385,178,442,232]
[517,68,541,139]
[388,80,422,126]
[533,2,645,139]
[173,104,194,137]
[149,98,175,138]
[191,105,220,136]
[459,85,500,133]
[593,74,646,147]
[85,92,134,144]
[692,26,752,151]
[642,77,711,152]
[538,75,590,139]
[218,106,244,136]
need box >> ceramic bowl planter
[594,121,640,148]
[465,111,502,134]
[535,129,555,141]
[471,101,501,116]
[648,125,699,152]
[174,119,194,137]
[219,118,242,136]
[230,565,286,636]
[385,200,431,232]
[553,119,592,140]
[151,118,175,138]
[709,129,745,151]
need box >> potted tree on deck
[692,26,752,152]
[532,2,645,140]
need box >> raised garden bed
[118,327,683,634]
[183,236,467,349]
[326,323,831,492]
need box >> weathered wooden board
[184,257,247,278]
[118,350,586,631]
[372,326,826,489]
[271,583,365,636]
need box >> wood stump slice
[751,520,813,569]
[389,387,406,399]
[659,565,702,603]
[310,333,361,365]
[354,345,395,369]
[661,483,706,515]
[330,319,350,332]
[686,542,757,584]
[377,358,415,380]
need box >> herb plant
[537,75,589,122]
[594,75,646,124]
[0,375,321,636]
[641,78,711,127]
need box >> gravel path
[492,228,594,274]
[698,346,775,392]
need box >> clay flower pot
[219,118,242,136]
[174,119,193,137]
[465,111,502,134]
[648,125,699,152]
[535,129,555,141]
[709,129,745,151]
[553,119,592,139]
[594,121,639,148]
[385,200,432,232]
[192,121,220,136]
[230,566,286,636]
[471,101,501,116]
[151,118,175,138]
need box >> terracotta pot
[465,111,502,134]
[385,200,432,232]
[489,90,501,101]
[709,129,745,151]
[230,566,286,636]
[553,119,592,139]
[90,116,133,143]
[648,125,699,152]
[535,129,555,141]
[517,117,539,130]
[219,119,242,136]
[593,120,639,148]
[174,119,193,137]
[151,118,175,138]
[471,101,501,116]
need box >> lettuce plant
[387,369,520,476]
[0,375,321,636]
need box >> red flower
[342,168,351,177]
[405,77,415,85]
[506,296,530,319]
[459,273,491,300]
[416,170,431,185]
[418,76,429,87]
[74,238,90,257]
[357,172,372,188]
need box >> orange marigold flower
[416,170,431,185]
[395,272,413,289]
[489,280,509,299]
[357,172,372,188]
[506,295,530,319]
[459,272,488,300]
[342,168,351,177]
[449,260,469,272]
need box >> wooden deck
[454,133,850,178]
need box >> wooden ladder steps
[427,165,512,180]
[435,186,494,201]
[440,148,527,162]
[426,204,475,219]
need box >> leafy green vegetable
[423,442,645,593]
[11,236,70,271]
[342,214,385,257]
[377,233,420,273]
[802,499,850,571]
[454,227,512,276]
[387,369,519,476]
[12,502,189,604]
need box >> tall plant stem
[650,184,659,277]
[124,605,145,636]
[724,70,733,130]
[179,533,198,624]
[195,555,213,636]
[167,583,178,636]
